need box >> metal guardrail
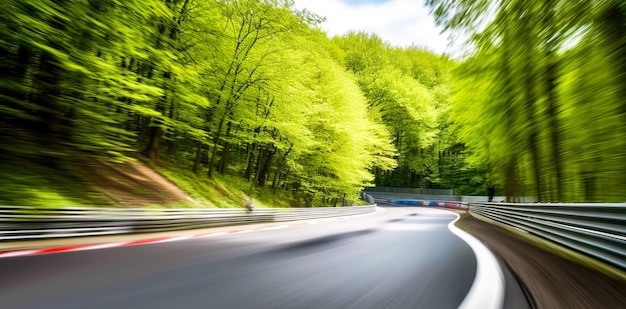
[365,187,453,195]
[0,204,376,242]
[388,199,469,210]
[360,191,376,204]
[469,203,626,270]
[369,192,463,201]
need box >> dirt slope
[83,158,192,207]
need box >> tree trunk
[582,171,595,202]
[192,143,204,174]
[143,93,167,161]
[504,158,518,202]
[527,134,543,201]
[599,4,626,194]
[138,116,151,143]
[165,99,177,153]
[218,142,230,175]
[0,44,32,130]
[218,121,233,174]
[271,159,281,189]
[545,60,564,202]
[272,171,281,190]
[244,143,256,180]
[538,0,564,202]
[33,52,65,149]
[270,145,292,189]
[208,141,219,178]
[518,14,544,202]
[254,147,265,181]
[144,126,162,162]
[208,111,228,178]
[276,168,290,192]
[256,147,276,187]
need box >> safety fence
[387,199,469,210]
[364,190,519,203]
[469,203,626,270]
[364,187,453,196]
[360,191,376,204]
[0,204,376,242]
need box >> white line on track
[259,225,288,231]
[196,232,227,238]
[153,235,194,243]
[71,242,126,251]
[448,213,505,309]
[0,250,39,258]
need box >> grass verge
[0,158,110,208]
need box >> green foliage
[426,0,626,202]
[159,164,295,208]
[332,32,471,191]
[1,0,409,207]
[4,0,514,207]
[0,158,110,207]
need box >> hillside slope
[0,155,301,208]
[0,157,198,208]
[82,159,193,207]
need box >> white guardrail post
[469,202,626,270]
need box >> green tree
[426,0,626,201]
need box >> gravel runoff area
[456,211,626,309]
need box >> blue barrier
[388,200,468,210]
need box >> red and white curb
[0,207,385,259]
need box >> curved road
[0,207,504,309]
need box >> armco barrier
[365,187,453,195]
[387,199,469,210]
[469,202,626,270]
[0,204,376,242]
[360,191,376,204]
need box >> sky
[292,0,451,54]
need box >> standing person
[245,194,254,213]
[245,188,255,213]
[245,200,254,212]
[487,183,495,202]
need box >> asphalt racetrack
[0,207,507,309]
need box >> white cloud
[292,0,451,54]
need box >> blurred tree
[426,0,626,201]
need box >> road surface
[0,207,511,309]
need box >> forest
[426,0,626,202]
[1,0,624,206]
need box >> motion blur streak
[426,0,626,202]
[0,207,493,309]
